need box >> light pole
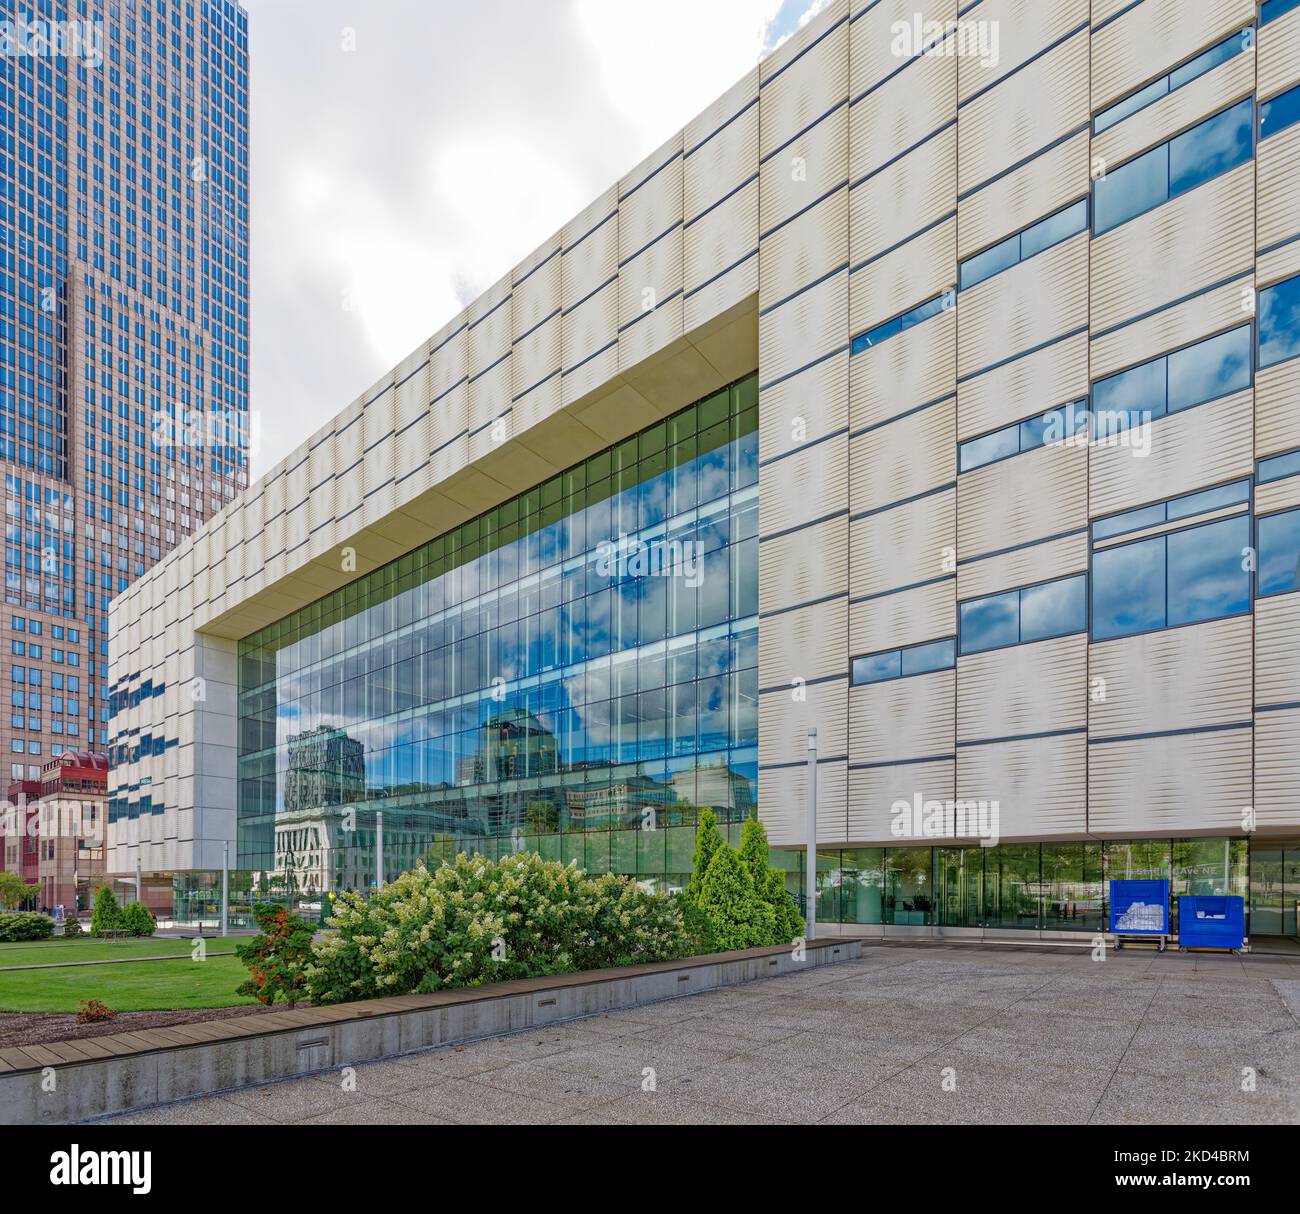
[221,840,229,937]
[375,811,384,893]
[806,727,817,941]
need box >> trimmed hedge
[0,911,55,942]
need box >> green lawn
[0,954,255,1013]
[0,937,243,966]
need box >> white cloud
[245,0,836,478]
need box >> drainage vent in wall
[537,998,557,1007]
[296,1038,330,1051]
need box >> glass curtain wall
[236,374,760,905]
[779,839,1249,932]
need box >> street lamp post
[806,727,817,942]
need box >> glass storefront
[235,374,760,897]
[777,839,1252,933]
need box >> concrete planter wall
[0,937,859,1125]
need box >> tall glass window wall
[775,839,1253,934]
[236,374,760,905]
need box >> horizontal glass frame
[1091,479,1250,541]
[1258,449,1300,484]
[1093,27,1252,135]
[959,574,1086,655]
[850,293,949,355]
[1090,325,1251,438]
[958,199,1088,291]
[959,401,1088,473]
[1258,508,1300,597]
[1092,99,1254,235]
[1091,514,1251,640]
[1259,274,1300,370]
[851,638,955,686]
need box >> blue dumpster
[1109,879,1170,948]
[1178,895,1245,951]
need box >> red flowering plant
[235,903,316,1006]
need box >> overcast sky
[243,0,830,478]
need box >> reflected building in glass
[235,376,760,896]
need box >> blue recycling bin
[1178,895,1244,950]
[1109,879,1170,937]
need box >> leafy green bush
[305,851,690,1005]
[90,885,122,936]
[236,903,316,1005]
[0,911,55,941]
[62,917,85,937]
[121,901,157,937]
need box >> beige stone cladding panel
[759,514,848,614]
[957,532,1088,602]
[759,350,847,459]
[850,670,955,765]
[851,486,954,600]
[957,634,1087,743]
[851,124,955,266]
[1256,356,1300,460]
[760,104,847,237]
[1256,709,1300,829]
[957,330,1087,441]
[958,130,1088,260]
[956,32,1088,196]
[850,53,955,182]
[849,396,955,517]
[759,270,847,385]
[1089,616,1253,738]
[958,442,1087,561]
[761,189,848,311]
[958,734,1087,840]
[849,0,957,101]
[957,0,1089,104]
[760,678,849,767]
[1090,162,1254,335]
[763,759,848,846]
[1258,124,1300,257]
[1091,0,1256,112]
[850,580,955,655]
[848,759,954,845]
[957,234,1087,380]
[850,307,955,431]
[759,595,848,689]
[1089,390,1253,517]
[1088,728,1252,835]
[1256,593,1300,708]
[1260,3,1300,99]
[758,430,848,539]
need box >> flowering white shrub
[304,850,691,1004]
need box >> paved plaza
[97,943,1300,1126]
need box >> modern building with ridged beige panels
[107,0,1300,940]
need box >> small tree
[121,901,156,937]
[0,871,40,910]
[697,844,776,951]
[687,806,726,905]
[91,884,122,935]
[237,902,315,1006]
[739,817,804,944]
